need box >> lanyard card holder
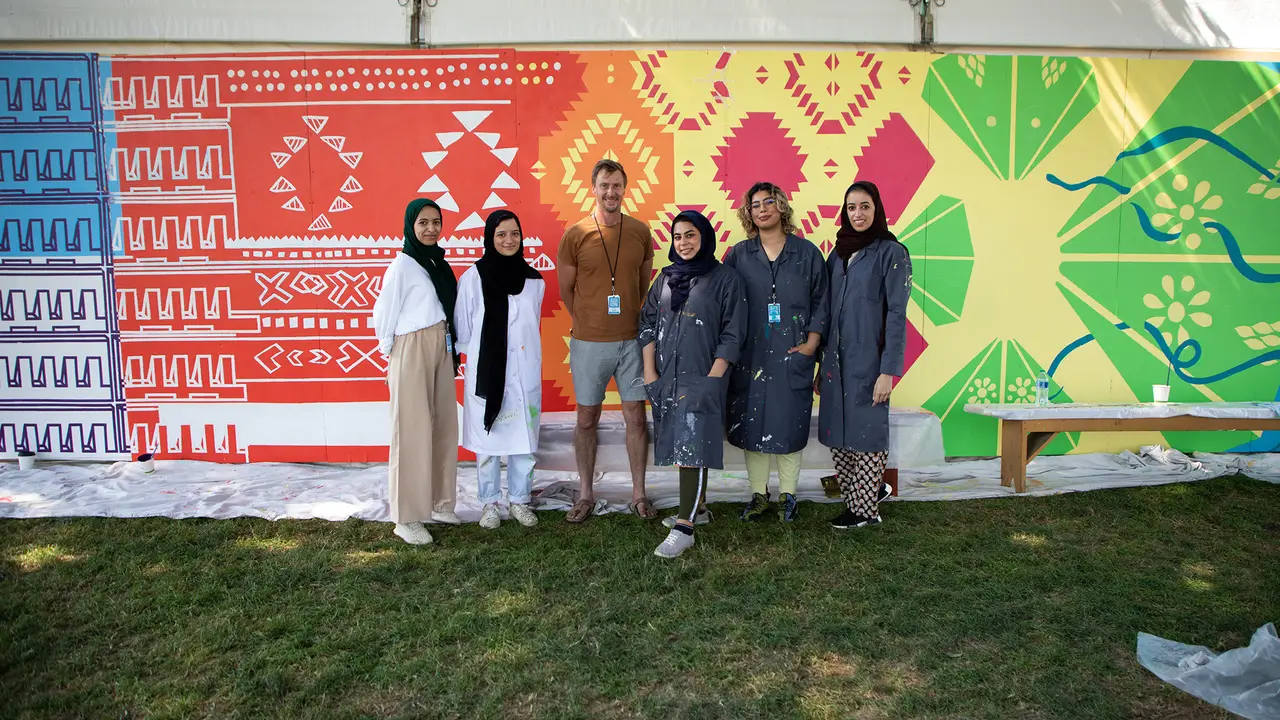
[607,293,622,315]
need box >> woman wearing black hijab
[372,198,462,545]
[455,210,545,531]
[817,181,912,530]
[638,210,746,559]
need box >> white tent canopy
[4,0,1280,52]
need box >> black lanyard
[764,244,784,301]
[592,215,621,293]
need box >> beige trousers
[388,322,458,524]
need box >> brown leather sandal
[628,496,658,520]
[565,498,595,523]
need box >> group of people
[371,158,913,559]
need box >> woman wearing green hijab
[372,198,462,545]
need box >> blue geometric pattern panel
[0,53,126,457]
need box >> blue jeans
[476,453,536,505]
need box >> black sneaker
[830,509,882,530]
[740,492,770,521]
[877,482,893,503]
[778,493,799,522]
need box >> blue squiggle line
[1145,321,1280,385]
[1117,126,1275,179]
[1046,173,1132,194]
[1049,319,1131,376]
[1131,203,1180,242]
[1203,221,1280,283]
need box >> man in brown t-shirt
[556,159,656,523]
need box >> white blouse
[372,253,448,356]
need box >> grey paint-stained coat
[638,264,746,469]
[818,238,912,452]
[723,235,830,455]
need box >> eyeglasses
[749,198,777,211]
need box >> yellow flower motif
[1151,174,1223,250]
[1009,376,1036,404]
[967,376,997,404]
[1144,274,1212,347]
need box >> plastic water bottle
[1035,371,1050,406]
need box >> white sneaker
[479,503,501,530]
[393,522,434,545]
[431,509,462,525]
[663,508,713,528]
[509,503,538,527]
[653,529,695,558]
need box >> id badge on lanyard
[767,302,782,324]
[445,331,454,355]
[607,293,621,316]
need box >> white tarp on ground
[1138,622,1280,720]
[2,446,1277,524]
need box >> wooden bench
[964,403,1280,493]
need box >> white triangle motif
[436,132,464,148]
[339,152,363,169]
[417,174,449,193]
[422,150,448,169]
[329,196,353,212]
[284,136,307,153]
[303,115,329,134]
[531,253,556,271]
[281,196,306,212]
[340,176,363,193]
[271,152,292,168]
[321,136,346,152]
[482,192,506,210]
[455,211,485,232]
[453,110,492,132]
[475,132,501,149]
[309,214,332,231]
[491,148,517,166]
[435,193,459,212]
[491,171,520,190]
[270,177,296,193]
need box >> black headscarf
[473,210,541,433]
[835,180,897,260]
[401,198,459,369]
[662,210,719,312]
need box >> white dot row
[224,62,563,80]
[227,77,560,93]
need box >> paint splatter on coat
[818,238,912,452]
[638,264,746,468]
[724,235,830,454]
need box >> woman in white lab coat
[455,209,545,530]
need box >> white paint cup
[18,451,35,471]
[1153,384,1171,403]
[138,453,155,474]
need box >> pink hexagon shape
[851,112,934,225]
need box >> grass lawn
[2,476,1278,719]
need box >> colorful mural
[1,49,1277,462]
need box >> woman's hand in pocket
[788,339,819,357]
